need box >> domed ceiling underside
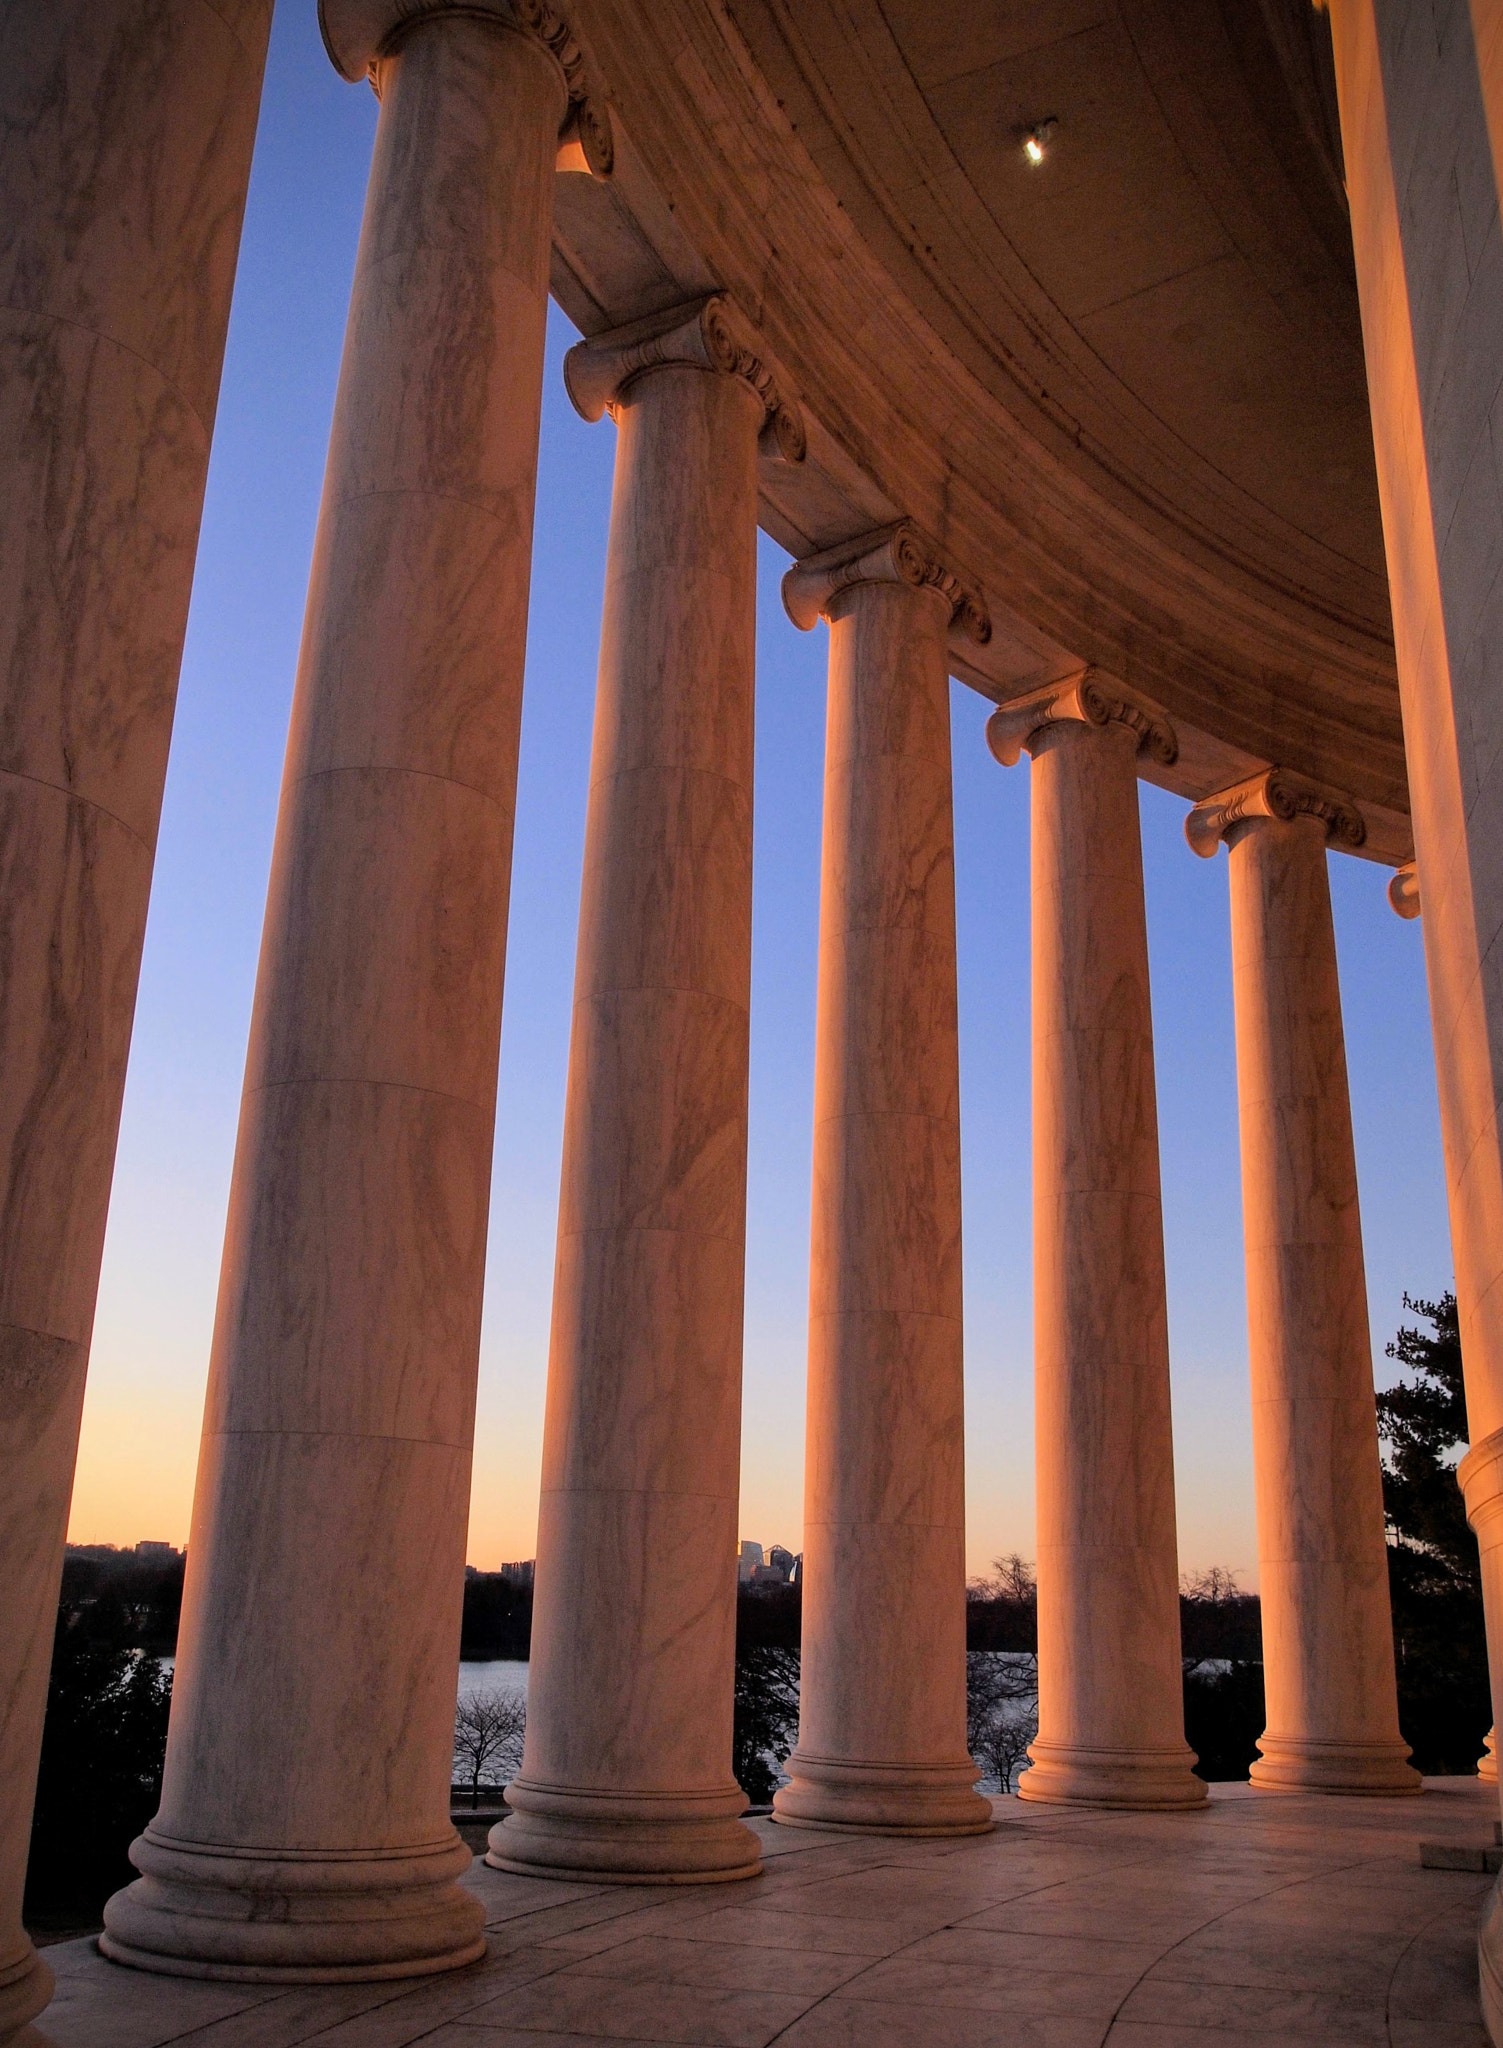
[552,0,1409,848]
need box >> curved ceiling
[553,0,1407,840]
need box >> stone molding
[781,521,991,643]
[562,294,805,460]
[319,0,614,176]
[1389,860,1421,920]
[1460,1426,1503,1545]
[1183,766,1366,860]
[985,668,1177,770]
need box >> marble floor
[24,1779,1498,2048]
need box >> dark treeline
[736,1580,800,1650]
[59,1545,185,1657]
[965,1556,1261,1665]
[964,1554,1267,1782]
[1380,1292,1490,1772]
[733,1586,801,1800]
[24,1289,1491,1935]
[26,1551,179,1935]
[459,1569,533,1659]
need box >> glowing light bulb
[1022,118,1059,167]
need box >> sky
[66,3,1454,1588]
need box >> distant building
[133,1542,178,1563]
[499,1560,534,1589]
[745,1543,799,1587]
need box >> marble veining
[0,5,271,2037]
[1188,779,1417,1794]
[996,697,1203,1812]
[101,12,562,1986]
[777,558,988,1840]
[496,323,765,1885]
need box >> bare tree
[990,1554,1037,1604]
[966,1650,1038,1795]
[1180,1564,1240,1604]
[1179,1565,1261,1671]
[453,1689,526,1807]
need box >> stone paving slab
[17,1779,1498,2048]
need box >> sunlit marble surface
[25,1778,1496,2046]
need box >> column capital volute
[1389,860,1421,919]
[985,668,1177,771]
[1459,1426,1503,1542]
[1183,766,1366,860]
[319,0,614,177]
[562,294,805,460]
[780,522,991,644]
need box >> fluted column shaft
[0,6,270,2035]
[773,533,990,1837]
[990,677,1203,1810]
[102,13,567,1980]
[493,299,787,1883]
[1192,785,1416,1792]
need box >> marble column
[1187,769,1418,1795]
[771,525,993,1837]
[491,296,802,1883]
[1324,3,1503,2023]
[0,6,271,2036]
[988,672,1204,1810]
[101,3,606,1981]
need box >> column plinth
[1188,769,1418,1797]
[102,9,572,1979]
[989,672,1205,1812]
[490,296,799,1885]
[772,527,992,1839]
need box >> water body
[159,1657,529,1703]
[458,1660,527,1703]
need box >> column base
[99,1827,486,1982]
[488,1778,761,1883]
[771,1753,993,1836]
[1248,1735,1421,1795]
[1017,1738,1208,1810]
[1481,1876,1503,2048]
[0,1936,53,2043]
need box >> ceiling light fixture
[1023,118,1059,167]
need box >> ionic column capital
[563,294,805,460]
[985,668,1177,771]
[319,0,613,176]
[1184,766,1366,860]
[780,522,991,644]
[1389,860,1421,919]
[1460,1426,1503,1545]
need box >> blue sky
[68,2,1452,1585]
